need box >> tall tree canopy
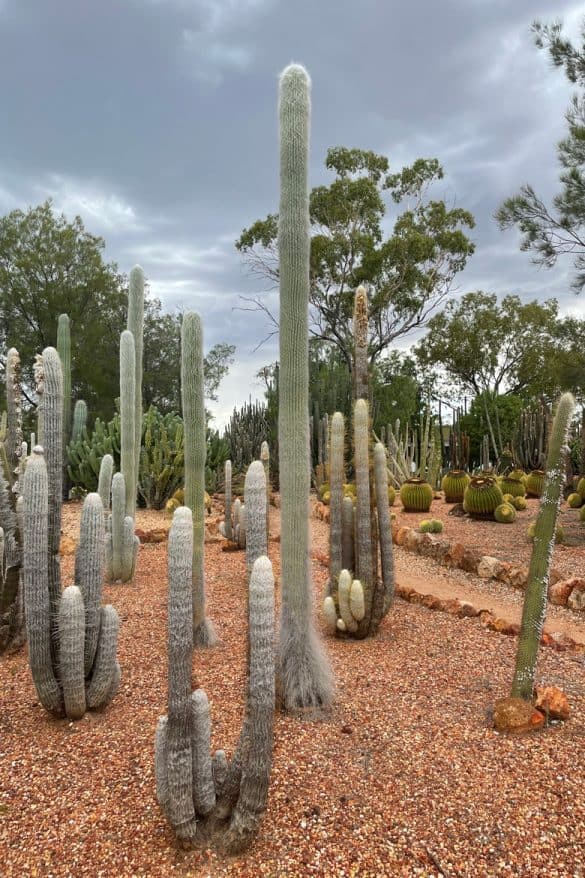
[496,17,585,292]
[415,291,561,400]
[237,147,475,369]
[0,200,235,422]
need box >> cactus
[512,495,527,511]
[155,507,275,852]
[127,266,145,490]
[260,441,270,539]
[244,461,267,577]
[494,503,516,524]
[276,64,333,709]
[567,492,583,508]
[419,519,443,534]
[56,314,71,494]
[328,413,345,585]
[67,412,120,491]
[525,469,545,498]
[353,285,369,402]
[97,453,114,514]
[441,469,470,503]
[0,348,25,653]
[106,471,139,582]
[463,476,503,518]
[223,400,270,477]
[219,459,233,541]
[511,393,575,701]
[22,447,120,719]
[71,399,88,443]
[499,475,526,498]
[139,407,184,509]
[400,478,433,512]
[181,313,216,647]
[120,330,137,518]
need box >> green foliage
[497,19,585,293]
[459,393,524,468]
[223,399,270,476]
[138,407,184,510]
[67,414,121,492]
[237,145,474,369]
[205,430,229,494]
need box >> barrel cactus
[463,476,504,519]
[155,507,275,852]
[419,519,443,534]
[567,492,582,509]
[499,476,526,498]
[525,469,545,498]
[512,495,528,511]
[441,469,470,503]
[400,477,433,512]
[494,503,516,524]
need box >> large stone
[507,566,529,590]
[405,530,422,552]
[548,580,576,607]
[534,686,570,721]
[460,548,482,574]
[568,586,585,612]
[493,697,545,734]
[442,542,465,568]
[477,556,503,580]
[395,526,412,547]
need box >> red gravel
[1,502,585,877]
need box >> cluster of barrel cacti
[22,350,120,719]
[322,402,395,639]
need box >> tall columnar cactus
[56,314,71,492]
[353,285,369,402]
[260,441,270,539]
[510,393,575,701]
[106,471,138,583]
[277,63,333,710]
[244,460,267,577]
[0,348,25,653]
[98,453,114,514]
[127,265,145,489]
[71,399,88,443]
[155,507,275,852]
[219,459,233,541]
[120,330,137,518]
[181,312,216,647]
[323,406,394,639]
[22,447,120,719]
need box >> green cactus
[22,447,120,719]
[139,407,184,510]
[106,471,138,582]
[441,469,470,503]
[567,492,582,508]
[276,63,333,709]
[511,393,575,701]
[67,412,120,492]
[463,476,504,519]
[181,312,216,647]
[419,519,444,534]
[499,476,526,498]
[512,495,528,511]
[155,507,275,852]
[494,503,516,524]
[400,477,433,512]
[71,399,88,443]
[525,469,546,498]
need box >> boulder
[534,686,570,721]
[405,530,422,552]
[477,556,503,580]
[507,566,529,590]
[548,580,576,607]
[459,548,482,574]
[395,526,412,547]
[493,697,545,734]
[568,587,585,612]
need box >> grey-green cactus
[353,285,369,402]
[244,460,267,577]
[323,404,394,638]
[510,392,576,702]
[56,314,71,492]
[120,329,137,518]
[71,399,88,443]
[127,265,145,491]
[106,471,138,583]
[0,348,25,653]
[22,447,120,719]
[155,507,275,852]
[181,312,216,647]
[97,453,114,514]
[260,441,270,539]
[276,63,333,711]
[219,459,233,541]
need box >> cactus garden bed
[1,501,585,876]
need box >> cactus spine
[510,393,575,701]
[181,312,216,647]
[277,63,333,710]
[155,507,274,852]
[22,447,119,719]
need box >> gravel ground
[1,503,585,877]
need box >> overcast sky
[0,0,582,426]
